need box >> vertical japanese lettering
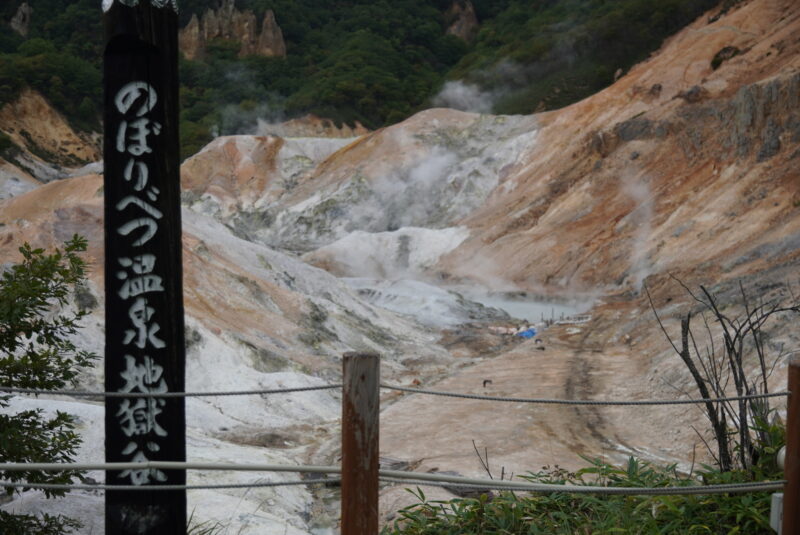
[111,81,168,486]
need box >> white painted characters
[117,255,165,300]
[116,355,169,484]
[114,82,157,117]
[111,81,170,486]
[114,82,163,248]
[123,297,166,350]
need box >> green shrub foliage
[384,441,784,534]
[0,235,97,534]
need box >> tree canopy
[0,0,723,158]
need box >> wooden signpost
[103,0,185,532]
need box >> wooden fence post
[784,357,799,534]
[341,352,380,535]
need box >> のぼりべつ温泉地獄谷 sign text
[103,0,185,532]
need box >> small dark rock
[756,117,782,162]
[711,46,741,70]
[677,85,709,103]
[302,472,340,488]
[74,283,98,312]
[185,327,203,351]
[434,470,495,499]
[614,117,653,142]
[649,83,662,97]
[380,457,411,471]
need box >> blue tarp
[516,328,537,339]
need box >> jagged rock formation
[445,0,479,41]
[9,2,32,37]
[179,0,286,60]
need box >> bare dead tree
[646,278,799,472]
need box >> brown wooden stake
[341,352,380,535]
[784,357,800,535]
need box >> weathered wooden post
[103,0,185,532]
[341,352,380,535]
[784,358,800,534]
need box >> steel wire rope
[0,462,341,473]
[0,384,342,398]
[0,479,341,491]
[1,384,788,405]
[377,477,787,495]
[0,463,787,496]
[380,384,790,405]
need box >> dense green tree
[450,0,719,114]
[0,0,727,156]
[0,235,97,534]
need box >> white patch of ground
[260,114,539,251]
[0,161,39,200]
[306,226,470,279]
[343,278,507,328]
[0,398,317,534]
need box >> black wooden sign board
[103,0,185,532]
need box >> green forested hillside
[458,0,720,113]
[179,0,467,155]
[0,0,724,159]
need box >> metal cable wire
[1,384,788,406]
[0,462,341,473]
[0,462,786,496]
[380,384,790,406]
[0,478,341,492]
[0,384,342,398]
[0,476,783,496]
[378,476,786,495]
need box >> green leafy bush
[384,446,783,535]
[0,235,97,534]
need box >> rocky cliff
[445,0,479,41]
[0,88,100,186]
[9,1,32,36]
[179,0,286,60]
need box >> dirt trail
[376,316,711,522]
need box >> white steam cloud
[432,81,496,113]
[620,173,654,291]
[429,61,526,114]
[209,65,287,137]
[310,226,470,280]
[370,148,459,229]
